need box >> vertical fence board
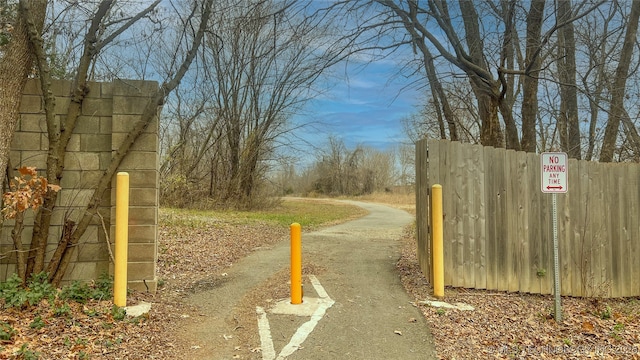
[589,161,606,297]
[494,147,509,291]
[603,165,615,297]
[576,160,592,297]
[594,162,608,296]
[505,150,519,292]
[608,165,620,297]
[516,151,531,293]
[631,163,640,297]
[611,165,625,297]
[415,140,430,282]
[472,144,487,289]
[462,143,476,288]
[451,142,465,287]
[558,159,572,296]
[485,146,498,290]
[569,160,584,297]
[439,141,455,286]
[528,153,543,294]
[619,164,631,297]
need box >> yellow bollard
[114,172,129,307]
[290,222,302,304]
[431,184,444,299]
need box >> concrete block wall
[2,78,159,292]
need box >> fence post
[432,184,444,298]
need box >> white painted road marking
[256,306,276,359]
[256,275,334,360]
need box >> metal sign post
[551,193,561,322]
[541,152,567,322]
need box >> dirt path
[175,201,436,360]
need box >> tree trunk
[459,1,504,147]
[600,0,640,162]
[476,88,504,147]
[27,0,114,277]
[498,0,520,151]
[11,212,27,283]
[557,0,581,159]
[0,0,46,202]
[521,0,545,153]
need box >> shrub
[0,273,56,308]
[0,321,15,341]
[59,274,113,303]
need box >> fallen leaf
[582,321,595,333]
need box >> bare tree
[9,0,214,284]
[521,0,546,153]
[195,0,352,208]
[575,3,621,160]
[600,0,640,162]
[556,0,582,159]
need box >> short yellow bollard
[290,223,302,304]
[114,172,129,307]
[431,184,444,299]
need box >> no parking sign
[541,152,568,193]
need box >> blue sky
[294,59,422,153]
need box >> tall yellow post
[114,172,129,307]
[431,184,444,299]
[290,222,302,304]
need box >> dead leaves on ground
[397,227,640,360]
[4,206,640,359]
[0,296,169,359]
[0,211,288,359]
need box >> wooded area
[417,139,640,298]
[390,0,640,162]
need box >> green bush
[59,281,93,303]
[53,303,71,317]
[0,273,56,308]
[15,343,39,360]
[0,321,15,341]
[0,274,27,308]
[59,273,113,303]
[26,273,56,306]
[0,272,113,309]
[111,305,126,321]
[29,316,45,330]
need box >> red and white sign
[541,152,568,193]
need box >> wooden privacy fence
[416,139,640,298]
